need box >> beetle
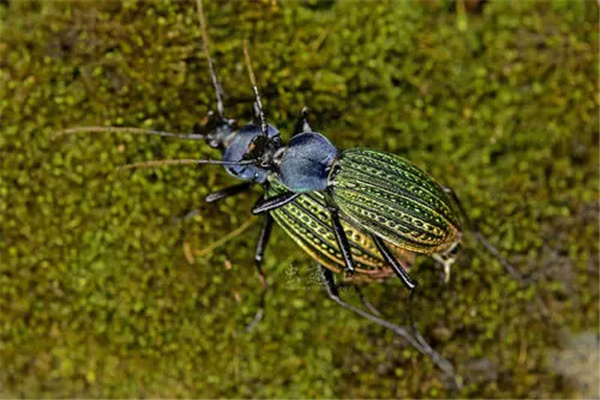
[252,117,464,288]
[52,0,524,384]
[236,69,464,292]
[54,0,425,314]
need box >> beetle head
[194,111,238,150]
[243,131,285,172]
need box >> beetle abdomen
[267,179,414,280]
[331,148,462,254]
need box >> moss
[1,0,598,398]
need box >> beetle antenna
[243,39,268,137]
[51,126,205,141]
[117,158,257,171]
[196,0,225,119]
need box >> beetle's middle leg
[324,192,356,274]
[245,213,274,332]
[201,183,274,331]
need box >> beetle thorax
[278,132,339,193]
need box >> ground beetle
[53,0,520,385]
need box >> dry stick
[312,29,329,51]
[193,218,258,257]
[183,241,196,265]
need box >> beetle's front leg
[205,182,253,203]
[252,191,301,215]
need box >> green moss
[1,0,598,398]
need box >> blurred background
[1,0,598,398]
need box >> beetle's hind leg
[442,186,523,283]
[324,191,356,274]
[319,266,460,388]
[245,214,274,332]
[432,254,455,283]
[320,266,412,338]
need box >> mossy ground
[1,0,598,398]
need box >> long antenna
[197,0,225,118]
[243,39,268,136]
[117,158,257,171]
[51,126,205,141]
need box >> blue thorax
[278,132,338,192]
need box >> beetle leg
[353,286,382,316]
[252,191,301,215]
[205,182,253,203]
[293,107,312,136]
[371,234,416,290]
[442,186,523,283]
[319,265,459,387]
[320,266,411,334]
[246,214,274,332]
[324,194,356,273]
[174,182,252,222]
[180,185,251,221]
[254,213,274,267]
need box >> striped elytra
[266,179,415,280]
[331,148,462,255]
